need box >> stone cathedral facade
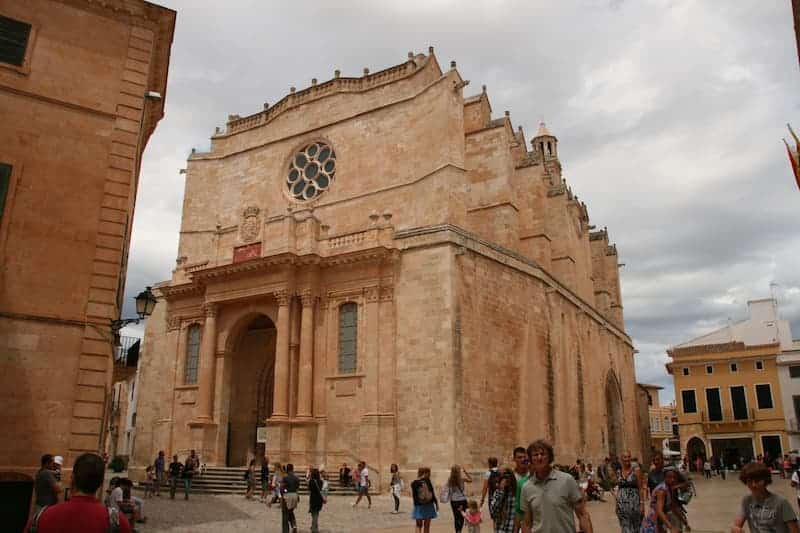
[132,48,641,487]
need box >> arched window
[338,303,357,374]
[184,324,201,384]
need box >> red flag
[786,124,800,191]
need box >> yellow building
[667,299,792,467]
[640,383,677,453]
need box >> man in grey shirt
[34,454,62,511]
[521,439,593,533]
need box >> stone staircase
[178,466,357,495]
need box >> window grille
[338,303,357,373]
[0,15,31,66]
[184,324,201,384]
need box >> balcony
[112,336,140,382]
[700,408,755,429]
[786,419,800,434]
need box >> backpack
[415,480,433,504]
[487,469,500,499]
[30,505,120,533]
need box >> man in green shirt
[512,446,530,531]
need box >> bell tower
[532,121,558,161]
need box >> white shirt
[108,486,123,509]
[360,467,369,487]
[792,471,800,497]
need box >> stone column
[195,303,218,421]
[296,290,315,419]
[271,290,291,420]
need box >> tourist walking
[270,462,285,508]
[390,463,403,514]
[144,465,156,498]
[167,454,182,499]
[26,453,132,533]
[281,463,300,533]
[520,439,593,533]
[791,466,800,513]
[641,467,689,533]
[245,459,256,500]
[614,451,645,533]
[732,462,799,533]
[441,464,472,532]
[411,466,439,533]
[479,457,499,509]
[461,499,482,533]
[260,456,270,502]
[308,467,326,533]
[648,450,690,531]
[34,454,62,513]
[182,450,198,500]
[352,460,371,508]
[489,467,516,533]
[512,446,531,530]
[154,450,165,496]
[703,459,712,480]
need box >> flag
[785,124,800,191]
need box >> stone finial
[334,69,340,78]
[191,148,196,154]
[263,102,269,110]
[428,46,434,54]
[215,126,221,134]
[369,211,380,224]
[363,67,370,75]
[290,86,296,93]
[408,51,414,59]
[450,60,456,68]
[482,84,487,93]
[505,110,510,118]
[311,78,317,86]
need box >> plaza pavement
[135,473,798,532]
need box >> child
[144,465,156,498]
[461,499,482,533]
[731,462,798,533]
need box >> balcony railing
[700,407,755,425]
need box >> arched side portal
[605,370,624,457]
[226,314,276,466]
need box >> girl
[269,462,284,508]
[641,467,689,533]
[614,451,645,533]
[461,499,482,533]
[489,468,516,533]
[411,466,438,533]
[144,465,156,498]
[442,464,472,532]
[245,459,256,500]
[390,463,403,514]
[308,467,325,533]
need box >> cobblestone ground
[135,474,798,532]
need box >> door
[731,386,748,420]
[706,388,722,421]
[761,435,782,464]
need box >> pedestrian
[719,455,727,480]
[339,463,351,485]
[411,466,439,533]
[479,457,499,509]
[308,467,326,533]
[319,467,330,499]
[519,439,594,533]
[614,451,645,533]
[245,459,256,500]
[461,499,482,533]
[648,450,690,531]
[791,466,800,513]
[52,456,63,484]
[390,463,403,514]
[694,455,703,473]
[352,460,371,508]
[154,451,165,496]
[182,450,198,500]
[34,454,62,513]
[489,467,516,533]
[167,454,182,499]
[703,458,712,480]
[25,453,132,533]
[144,465,156,498]
[732,462,800,532]
[785,455,793,480]
[512,446,531,531]
[270,462,285,508]
[281,463,300,533]
[641,467,688,533]
[441,464,472,532]
[260,456,270,502]
[116,479,140,524]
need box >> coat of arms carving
[240,206,261,243]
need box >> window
[706,388,722,421]
[755,384,774,409]
[184,324,201,384]
[647,394,653,406]
[0,15,31,67]
[755,360,764,371]
[730,363,738,373]
[130,379,135,400]
[706,365,713,374]
[790,366,800,379]
[0,163,10,224]
[338,302,357,373]
[286,142,336,201]
[682,367,690,376]
[731,386,749,420]
[131,412,137,427]
[681,390,697,414]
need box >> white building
[778,338,800,451]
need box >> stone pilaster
[271,290,291,420]
[297,290,315,419]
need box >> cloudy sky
[122,0,800,403]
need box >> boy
[731,462,798,533]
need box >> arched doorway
[226,314,276,466]
[686,437,706,470]
[605,371,624,457]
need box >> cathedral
[132,48,641,488]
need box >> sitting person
[339,463,351,485]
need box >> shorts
[284,492,299,510]
[358,485,368,494]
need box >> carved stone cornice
[273,289,291,306]
[166,316,181,331]
[159,282,203,301]
[202,303,218,318]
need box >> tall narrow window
[755,384,774,409]
[338,303,357,373]
[681,390,697,414]
[184,324,201,384]
[0,163,10,224]
[0,15,32,67]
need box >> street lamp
[111,286,157,332]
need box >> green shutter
[0,163,11,224]
[0,16,31,67]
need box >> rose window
[286,142,336,201]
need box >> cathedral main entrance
[226,314,276,466]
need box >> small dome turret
[532,121,558,161]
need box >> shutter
[0,163,11,223]
[0,16,32,67]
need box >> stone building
[0,0,174,473]
[132,49,640,486]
